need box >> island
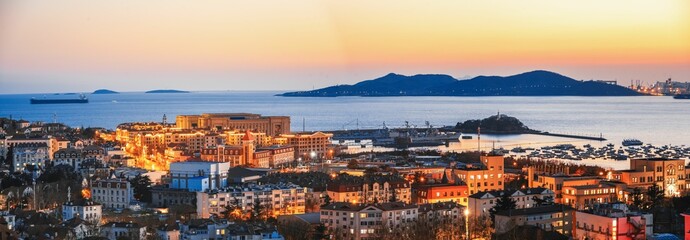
[145,89,190,93]
[280,70,641,97]
[92,89,119,94]
[455,114,534,134]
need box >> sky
[0,0,689,94]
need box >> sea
[1,92,689,169]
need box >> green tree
[322,194,331,207]
[630,187,645,211]
[489,193,517,223]
[313,223,328,240]
[532,195,554,206]
[251,198,265,221]
[646,184,665,209]
[129,175,152,203]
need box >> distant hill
[92,89,119,94]
[145,89,189,93]
[280,70,641,97]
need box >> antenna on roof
[302,117,305,132]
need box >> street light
[464,208,470,240]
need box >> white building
[320,202,418,240]
[12,142,50,172]
[196,183,308,218]
[468,187,554,216]
[91,178,133,209]
[62,199,102,225]
[100,222,147,240]
[169,161,230,191]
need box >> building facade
[468,188,555,217]
[176,113,290,136]
[453,155,505,195]
[91,178,133,209]
[196,183,308,218]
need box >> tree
[489,193,517,223]
[322,194,331,207]
[646,185,665,209]
[313,223,328,240]
[630,187,645,211]
[129,175,152,203]
[532,195,554,206]
[251,198,265,221]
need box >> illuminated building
[53,146,106,170]
[468,187,554,217]
[327,175,411,204]
[529,174,601,204]
[320,202,418,240]
[91,178,133,209]
[169,161,230,191]
[12,142,49,172]
[616,158,687,197]
[574,203,652,240]
[494,204,575,236]
[276,131,333,160]
[195,183,307,218]
[561,181,627,210]
[62,199,102,225]
[413,172,469,206]
[175,113,290,136]
[453,155,505,195]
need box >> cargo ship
[30,94,88,104]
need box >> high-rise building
[453,155,505,195]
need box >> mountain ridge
[280,70,641,97]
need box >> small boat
[673,94,690,99]
[622,139,643,146]
[461,136,473,139]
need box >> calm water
[1,92,689,150]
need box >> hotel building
[175,113,290,136]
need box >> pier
[530,131,606,141]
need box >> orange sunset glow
[0,0,688,93]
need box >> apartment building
[196,183,308,218]
[468,187,554,216]
[169,161,230,191]
[276,132,333,160]
[12,142,50,172]
[91,178,133,209]
[453,155,505,195]
[494,204,575,236]
[617,158,688,197]
[62,199,102,225]
[320,202,418,240]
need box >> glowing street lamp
[464,208,470,240]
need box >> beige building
[320,202,418,240]
[196,183,308,218]
[327,175,411,204]
[453,155,505,195]
[616,158,688,197]
[561,181,627,210]
[276,131,333,160]
[175,113,290,136]
[529,174,601,204]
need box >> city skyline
[1,0,689,94]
